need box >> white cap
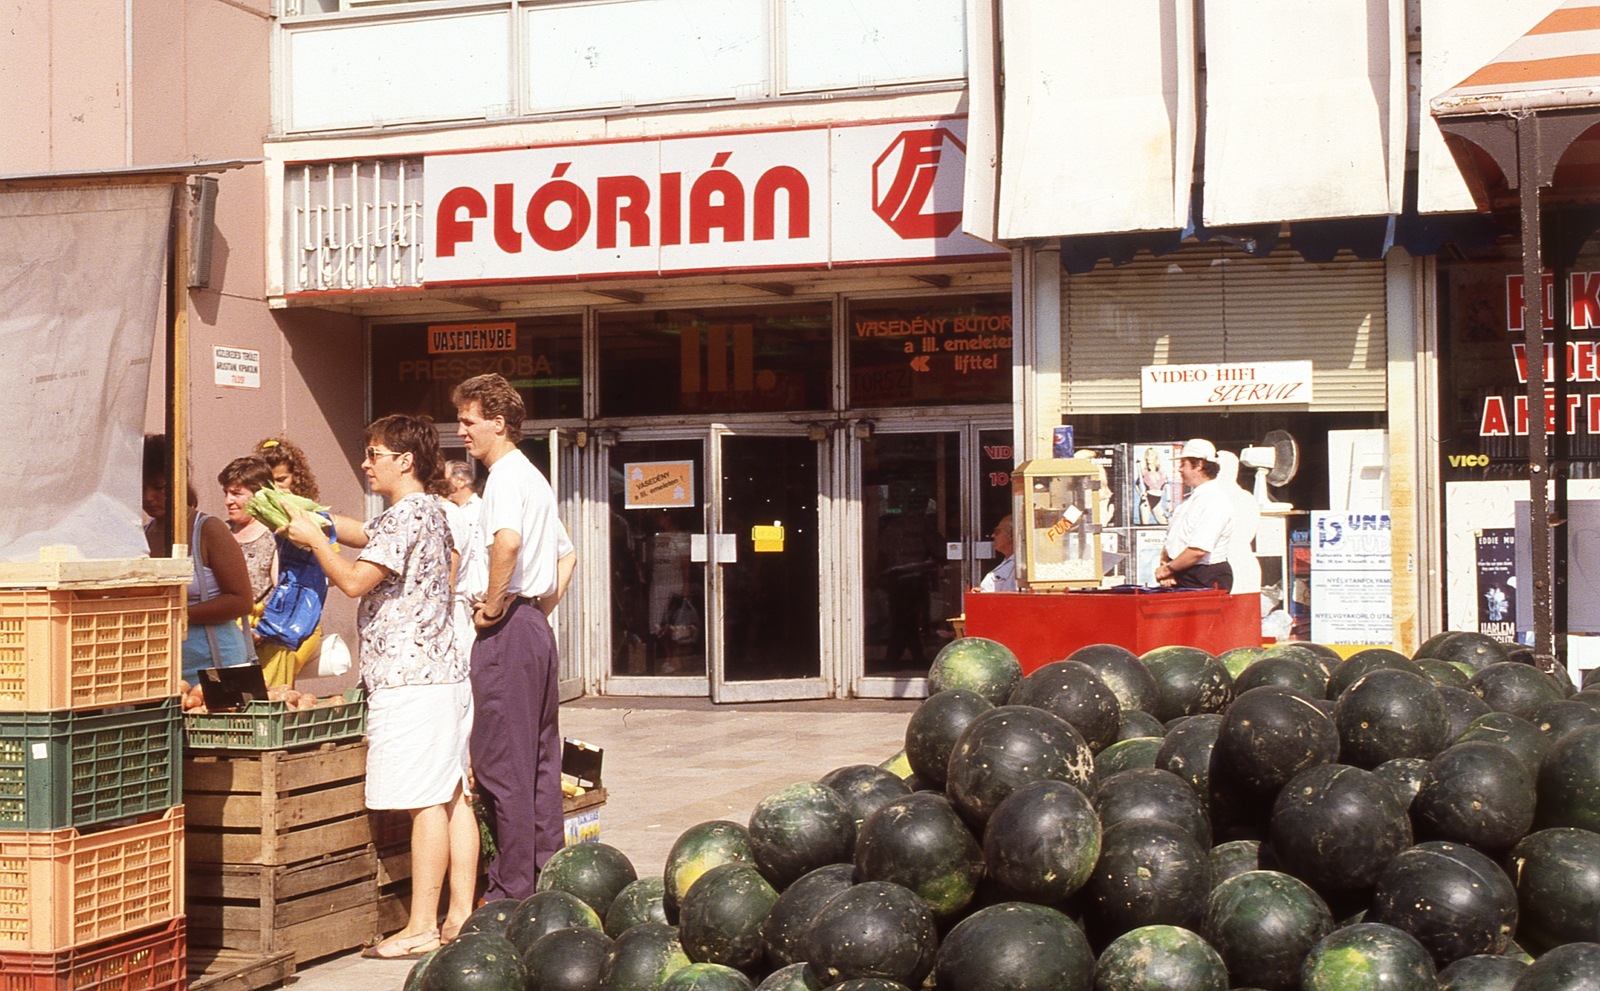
[1180,438,1219,463]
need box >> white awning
[1201,0,1406,225]
[995,0,1195,239]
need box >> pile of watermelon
[406,633,1600,991]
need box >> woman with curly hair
[254,437,320,501]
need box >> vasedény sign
[1140,360,1313,409]
[423,118,1002,285]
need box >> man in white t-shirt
[1154,438,1236,591]
[978,515,1017,592]
[453,374,577,900]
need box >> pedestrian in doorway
[453,373,577,900]
[440,460,482,663]
[1154,438,1235,591]
[978,515,1017,592]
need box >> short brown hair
[367,414,448,496]
[254,437,321,501]
[218,456,276,493]
[452,374,524,443]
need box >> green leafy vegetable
[243,485,331,531]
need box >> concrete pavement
[281,696,916,991]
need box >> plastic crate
[0,807,184,953]
[0,587,181,713]
[184,688,366,751]
[0,699,181,831]
[0,916,184,991]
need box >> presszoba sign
[1141,360,1313,408]
[424,118,1001,284]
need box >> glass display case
[1013,458,1104,590]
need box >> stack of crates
[0,560,189,991]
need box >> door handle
[716,533,738,563]
[690,534,707,562]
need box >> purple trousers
[470,598,563,901]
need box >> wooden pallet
[188,947,295,991]
[185,741,373,865]
[188,844,380,956]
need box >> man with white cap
[1154,438,1235,591]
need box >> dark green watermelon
[523,927,613,991]
[1327,650,1424,700]
[747,782,855,889]
[1441,688,1495,744]
[1095,737,1164,778]
[404,948,439,991]
[1372,757,1431,810]
[1413,742,1536,852]
[1509,828,1600,951]
[1535,724,1600,832]
[1419,658,1473,690]
[1437,955,1527,991]
[1333,670,1450,767]
[1413,631,1458,662]
[539,843,639,918]
[761,864,854,969]
[664,822,756,917]
[855,792,984,920]
[1010,661,1123,753]
[1269,764,1412,898]
[1457,713,1550,773]
[905,690,994,789]
[1094,768,1210,849]
[933,902,1094,991]
[1217,686,1340,792]
[1208,840,1278,887]
[982,779,1101,904]
[1470,664,1565,720]
[507,890,604,956]
[677,863,778,971]
[819,765,912,837]
[1428,633,1512,672]
[1140,647,1234,722]
[946,706,1097,829]
[1219,647,1267,681]
[1293,642,1346,675]
[600,923,692,991]
[754,963,822,991]
[832,982,909,991]
[1506,942,1600,991]
[930,638,1024,705]
[1371,840,1517,964]
[662,963,755,991]
[1300,923,1436,991]
[1069,644,1162,716]
[1201,871,1334,991]
[606,878,669,937]
[1092,924,1227,991]
[1235,656,1328,699]
[460,899,521,938]
[1154,714,1225,812]
[1532,700,1600,743]
[1573,690,1600,712]
[803,882,938,988]
[420,932,528,991]
[1117,710,1167,741]
[1083,819,1213,940]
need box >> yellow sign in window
[752,523,784,553]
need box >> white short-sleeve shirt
[461,450,573,601]
[1164,478,1234,565]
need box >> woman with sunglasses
[282,415,477,958]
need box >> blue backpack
[256,532,330,649]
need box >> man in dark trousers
[453,373,577,899]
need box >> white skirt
[365,680,474,810]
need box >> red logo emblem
[872,128,965,240]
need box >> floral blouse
[356,493,465,690]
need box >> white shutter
[1062,246,1387,414]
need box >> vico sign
[422,118,1000,285]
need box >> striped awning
[1433,2,1600,115]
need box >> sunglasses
[365,447,405,461]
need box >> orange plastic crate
[0,808,184,954]
[0,587,181,713]
[0,916,184,991]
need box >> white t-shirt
[1164,478,1234,566]
[979,555,1017,592]
[461,451,573,601]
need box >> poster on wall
[1475,529,1516,643]
[1309,511,1392,644]
[624,461,695,510]
[1131,443,1185,527]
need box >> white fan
[1240,430,1299,512]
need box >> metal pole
[1519,135,1554,663]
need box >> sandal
[361,929,440,960]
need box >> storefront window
[597,304,832,417]
[370,316,583,423]
[848,294,1012,408]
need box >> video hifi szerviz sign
[423,118,1002,285]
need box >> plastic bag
[663,595,701,645]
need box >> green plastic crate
[184,687,367,751]
[0,697,182,831]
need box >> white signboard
[1310,511,1392,645]
[423,118,1002,284]
[1141,360,1313,408]
[213,346,261,389]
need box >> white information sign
[1310,511,1392,645]
[422,118,1003,285]
[1141,360,1313,408]
[213,346,261,389]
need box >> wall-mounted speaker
[188,176,218,289]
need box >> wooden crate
[184,741,373,866]
[188,947,296,991]
[187,845,379,958]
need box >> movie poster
[1475,528,1516,643]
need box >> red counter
[964,588,1261,674]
